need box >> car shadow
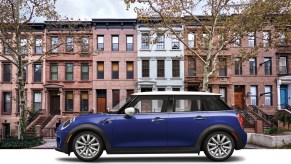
[56,156,245,163]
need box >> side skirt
[106,147,200,154]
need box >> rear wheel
[73,131,104,161]
[203,131,234,161]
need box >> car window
[127,96,168,113]
[174,96,202,112]
[201,96,229,111]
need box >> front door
[280,87,288,109]
[112,95,168,148]
[234,86,245,109]
[97,90,106,113]
[50,95,60,115]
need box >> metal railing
[248,105,276,127]
[231,105,255,126]
[42,128,56,139]
[26,109,45,127]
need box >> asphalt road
[0,149,290,163]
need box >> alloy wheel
[206,133,233,159]
[74,133,100,159]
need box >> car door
[112,95,169,148]
[167,95,209,147]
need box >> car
[55,91,247,161]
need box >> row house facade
[0,18,290,136]
[136,23,185,92]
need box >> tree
[124,0,291,91]
[0,0,90,139]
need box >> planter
[247,133,291,148]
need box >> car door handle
[194,116,207,120]
[152,118,165,122]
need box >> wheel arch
[64,124,112,154]
[195,124,240,151]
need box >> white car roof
[132,91,221,96]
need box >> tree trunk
[202,63,210,92]
[17,60,26,140]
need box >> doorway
[280,86,288,109]
[234,86,245,109]
[50,90,60,115]
[2,123,10,138]
[97,90,106,113]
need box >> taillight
[237,114,244,128]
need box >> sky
[55,0,137,20]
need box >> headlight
[61,117,75,130]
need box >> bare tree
[0,0,91,139]
[124,0,291,91]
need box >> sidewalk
[33,139,265,149]
[33,139,56,149]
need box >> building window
[263,31,270,47]
[3,63,11,82]
[3,92,11,114]
[81,63,89,80]
[248,32,256,47]
[249,58,257,75]
[264,57,272,75]
[157,34,165,50]
[50,63,58,80]
[4,38,11,54]
[97,62,104,79]
[171,34,180,49]
[157,60,165,77]
[112,62,119,79]
[51,37,58,53]
[279,31,286,45]
[65,91,73,111]
[233,36,241,47]
[80,91,89,111]
[34,63,42,82]
[250,86,258,105]
[66,37,74,52]
[141,33,149,49]
[35,38,42,54]
[126,35,134,51]
[172,60,180,77]
[219,59,227,77]
[126,62,134,79]
[33,91,42,112]
[188,33,195,48]
[126,90,134,99]
[142,60,150,77]
[20,38,28,54]
[234,58,242,75]
[65,63,73,80]
[112,90,120,107]
[219,87,227,103]
[279,57,287,74]
[265,86,272,106]
[97,35,104,51]
[188,58,196,76]
[203,33,210,49]
[81,37,89,52]
[218,34,225,48]
[111,35,119,51]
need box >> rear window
[202,96,230,111]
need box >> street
[0,149,290,163]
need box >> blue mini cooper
[55,91,247,161]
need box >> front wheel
[203,131,234,161]
[73,131,104,161]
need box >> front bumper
[55,130,70,154]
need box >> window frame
[81,63,89,81]
[65,63,74,81]
[126,61,134,79]
[157,60,165,77]
[112,89,120,108]
[2,91,12,115]
[33,91,42,112]
[219,87,227,103]
[111,35,119,51]
[66,36,74,52]
[171,34,180,50]
[33,63,42,83]
[250,86,258,106]
[262,31,271,47]
[219,58,227,77]
[35,37,43,54]
[279,56,287,74]
[80,91,89,111]
[126,35,134,51]
[51,36,58,53]
[248,32,256,47]
[97,61,104,79]
[234,58,242,75]
[264,57,272,75]
[65,91,74,111]
[81,37,89,53]
[172,60,180,77]
[156,33,165,50]
[141,33,150,50]
[264,85,272,106]
[111,61,119,79]
[50,63,58,80]
[249,58,257,75]
[3,63,11,83]
[188,33,195,48]
[97,35,104,51]
[142,60,150,77]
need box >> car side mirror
[124,107,135,117]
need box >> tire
[203,131,235,161]
[72,131,104,161]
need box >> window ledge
[32,53,43,56]
[1,113,12,115]
[140,77,151,80]
[63,81,75,83]
[139,49,151,52]
[155,77,167,80]
[170,77,182,80]
[47,80,59,82]
[1,82,13,84]
[155,49,166,51]
[79,80,91,83]
[31,82,43,84]
[170,49,181,51]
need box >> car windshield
[109,96,133,112]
